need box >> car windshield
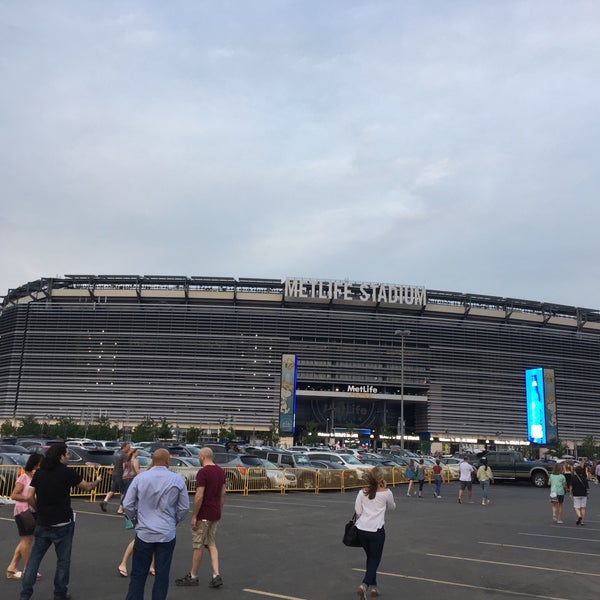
[1,453,28,466]
[260,459,278,468]
[240,456,263,466]
[340,455,362,465]
[294,455,311,465]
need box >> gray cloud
[1,1,599,307]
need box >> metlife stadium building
[1,275,600,451]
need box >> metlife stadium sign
[284,278,427,306]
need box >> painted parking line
[426,553,600,578]
[351,568,569,599]
[480,541,600,558]
[520,532,600,543]
[242,589,308,600]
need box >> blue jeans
[434,474,442,496]
[20,521,75,600]
[126,535,176,600]
[357,527,385,588]
[481,479,490,501]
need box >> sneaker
[552,516,557,522]
[209,574,223,588]
[99,500,107,512]
[357,583,367,600]
[370,588,379,597]
[557,520,563,524]
[576,517,582,525]
[175,573,199,586]
[437,496,442,499]
[458,498,462,504]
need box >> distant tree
[17,415,43,436]
[87,415,119,440]
[46,417,81,439]
[580,435,598,460]
[1,420,17,437]
[184,427,204,444]
[131,418,158,443]
[218,426,236,443]
[545,437,568,458]
[155,418,172,440]
[298,421,319,445]
[263,420,280,447]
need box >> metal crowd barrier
[1,463,458,503]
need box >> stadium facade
[1,275,600,452]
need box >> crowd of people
[5,445,596,600]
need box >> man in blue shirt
[123,448,189,600]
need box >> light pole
[394,329,411,450]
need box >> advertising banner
[280,354,297,434]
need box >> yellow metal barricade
[223,466,247,494]
[0,464,22,499]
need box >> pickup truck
[479,450,550,487]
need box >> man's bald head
[199,447,214,461]
[152,447,170,466]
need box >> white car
[306,452,370,471]
[258,459,298,488]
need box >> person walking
[405,459,417,497]
[122,448,189,600]
[432,459,445,498]
[458,456,475,504]
[175,447,226,589]
[570,464,589,526]
[19,443,102,600]
[548,462,567,524]
[355,467,396,599]
[100,441,130,514]
[416,458,426,498]
[120,447,140,514]
[6,453,43,580]
[476,458,494,505]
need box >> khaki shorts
[192,520,219,548]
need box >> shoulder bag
[343,513,361,547]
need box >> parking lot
[1,480,598,600]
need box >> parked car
[212,453,270,491]
[257,459,298,488]
[0,444,31,454]
[169,456,201,487]
[67,448,116,468]
[306,451,370,471]
[147,443,192,457]
[251,449,319,489]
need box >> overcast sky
[2,1,599,308]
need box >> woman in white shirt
[354,467,396,599]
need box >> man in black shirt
[19,443,102,600]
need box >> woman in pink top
[6,453,42,579]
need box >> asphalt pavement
[1,480,598,600]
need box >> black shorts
[15,512,37,536]
[459,480,473,491]
[110,476,124,494]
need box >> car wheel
[532,471,548,487]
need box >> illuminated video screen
[525,367,549,444]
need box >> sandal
[118,566,128,577]
[7,570,23,579]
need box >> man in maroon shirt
[175,447,226,588]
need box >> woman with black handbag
[354,467,396,599]
[6,453,42,580]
